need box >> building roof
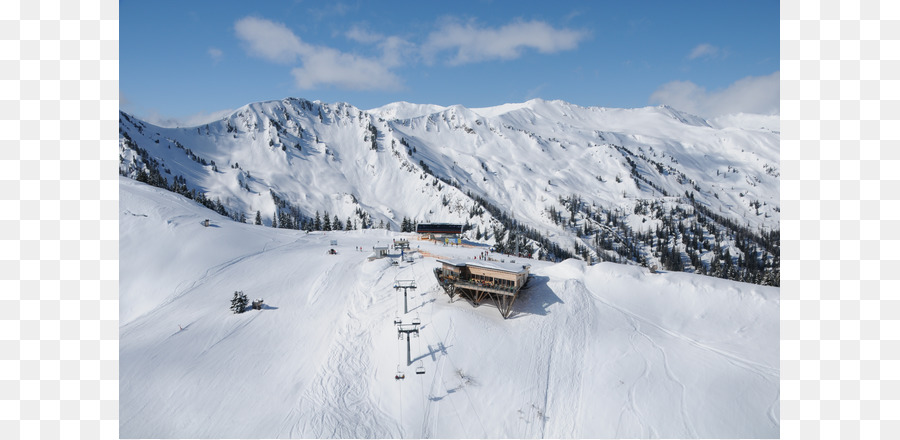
[436,259,531,275]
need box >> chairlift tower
[394,280,417,314]
[395,318,421,367]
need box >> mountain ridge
[119,97,780,285]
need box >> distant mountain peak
[119,95,780,286]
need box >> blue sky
[120,0,779,126]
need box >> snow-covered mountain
[119,97,779,284]
[119,177,779,438]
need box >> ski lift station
[433,259,531,319]
[370,245,389,260]
[416,223,464,241]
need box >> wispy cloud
[234,17,308,64]
[344,25,415,68]
[345,25,383,44]
[234,16,587,91]
[291,48,402,90]
[234,16,402,91]
[688,43,720,60]
[648,71,779,118]
[307,2,355,21]
[422,19,588,65]
[208,47,223,63]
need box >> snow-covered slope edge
[120,177,779,438]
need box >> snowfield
[120,177,779,438]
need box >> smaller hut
[368,245,390,261]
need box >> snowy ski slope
[120,177,779,438]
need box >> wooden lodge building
[433,259,531,318]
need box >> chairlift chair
[395,366,405,380]
[411,317,421,326]
[415,365,425,375]
[393,317,402,325]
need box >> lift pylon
[394,280,417,314]
[395,319,420,366]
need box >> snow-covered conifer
[230,291,248,314]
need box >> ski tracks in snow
[538,279,590,438]
[282,260,397,438]
[592,292,778,381]
[122,236,293,332]
[590,288,776,437]
[518,295,565,440]
[628,314,698,437]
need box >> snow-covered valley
[120,177,779,438]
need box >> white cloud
[233,16,586,91]
[234,16,309,64]
[234,17,402,91]
[291,48,403,91]
[422,19,588,65]
[344,25,414,68]
[688,43,719,60]
[648,72,779,118]
[378,35,415,68]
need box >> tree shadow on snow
[507,275,562,319]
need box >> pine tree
[230,291,248,314]
[401,217,410,232]
[314,211,322,230]
[323,212,331,231]
[345,217,352,231]
[333,215,342,231]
